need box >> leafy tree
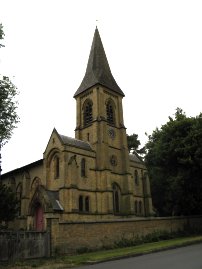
[0,24,19,176]
[0,184,19,224]
[0,24,19,225]
[127,133,146,156]
[145,108,202,216]
[0,76,19,146]
[0,23,5,47]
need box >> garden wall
[50,215,202,254]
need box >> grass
[1,235,202,269]
[64,236,202,265]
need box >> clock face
[108,128,116,139]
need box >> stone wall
[50,216,202,254]
[0,231,50,261]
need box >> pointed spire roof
[74,28,124,97]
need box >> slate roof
[1,159,43,179]
[59,133,93,151]
[74,27,124,97]
[129,151,143,164]
[46,190,64,211]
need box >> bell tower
[74,28,130,175]
[74,28,134,215]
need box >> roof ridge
[58,133,93,151]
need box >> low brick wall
[0,231,50,261]
[50,216,202,254]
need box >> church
[2,28,153,232]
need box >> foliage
[145,108,202,216]
[0,24,19,147]
[0,24,19,222]
[0,184,19,223]
[0,23,4,47]
[0,76,19,146]
[127,133,145,155]
[114,230,184,248]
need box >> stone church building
[2,28,153,232]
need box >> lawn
[1,235,202,269]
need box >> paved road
[76,243,202,269]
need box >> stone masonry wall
[50,216,202,254]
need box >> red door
[35,206,44,231]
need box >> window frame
[83,99,93,126]
[112,183,121,214]
[134,170,139,185]
[81,158,86,177]
[106,100,115,125]
[54,155,60,179]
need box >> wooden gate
[0,231,50,261]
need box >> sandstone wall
[50,215,202,254]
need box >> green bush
[114,228,202,248]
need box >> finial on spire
[96,19,99,29]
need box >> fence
[0,231,50,261]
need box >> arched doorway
[34,203,44,232]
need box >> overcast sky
[0,0,202,173]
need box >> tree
[0,76,19,146]
[0,24,19,177]
[0,23,5,47]
[0,24,19,225]
[145,108,202,216]
[127,133,146,156]
[0,184,19,225]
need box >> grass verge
[1,235,202,269]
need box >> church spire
[74,28,124,97]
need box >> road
[76,243,202,269]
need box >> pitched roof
[46,190,64,211]
[1,159,43,179]
[59,133,93,151]
[129,152,143,164]
[74,27,124,97]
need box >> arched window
[135,201,138,214]
[54,156,60,179]
[134,170,139,185]
[83,100,93,126]
[81,158,86,177]
[139,201,142,215]
[79,195,83,211]
[31,177,41,190]
[16,183,22,216]
[114,191,119,212]
[112,183,120,214]
[85,197,90,212]
[9,177,16,192]
[106,100,115,125]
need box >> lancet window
[54,156,60,179]
[78,195,90,212]
[112,183,121,214]
[81,158,86,177]
[106,100,115,125]
[83,100,93,126]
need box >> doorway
[35,204,44,232]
